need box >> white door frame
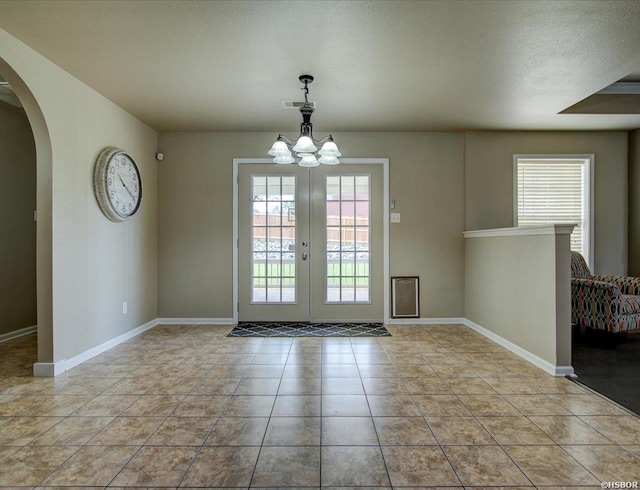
[233,158,390,324]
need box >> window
[514,155,593,266]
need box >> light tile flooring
[0,324,639,488]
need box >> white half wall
[464,225,574,375]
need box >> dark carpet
[571,327,640,415]
[228,322,390,337]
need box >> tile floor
[0,324,639,488]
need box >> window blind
[516,159,586,256]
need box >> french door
[238,163,383,322]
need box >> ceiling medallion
[268,75,341,167]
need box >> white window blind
[515,157,591,261]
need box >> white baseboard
[31,316,573,378]
[33,318,159,377]
[555,365,577,377]
[64,318,159,371]
[0,325,37,344]
[388,318,466,325]
[33,361,66,377]
[156,318,235,325]
[464,318,574,377]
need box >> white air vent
[282,101,316,109]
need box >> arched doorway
[0,57,54,373]
[0,75,37,374]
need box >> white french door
[237,162,383,322]
[238,165,310,321]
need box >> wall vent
[282,101,316,109]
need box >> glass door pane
[325,175,370,303]
[252,175,296,303]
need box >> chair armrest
[571,278,622,324]
[572,278,622,294]
[593,275,640,296]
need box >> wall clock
[93,147,142,222]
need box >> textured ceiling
[1,0,640,132]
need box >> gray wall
[465,131,628,275]
[157,132,466,319]
[0,103,36,336]
[158,130,632,320]
[629,129,640,276]
[1,27,158,366]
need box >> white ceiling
[1,0,640,132]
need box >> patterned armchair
[571,251,640,333]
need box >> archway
[0,57,54,372]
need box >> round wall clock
[93,147,142,222]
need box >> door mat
[228,322,390,337]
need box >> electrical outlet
[122,302,128,314]
[391,213,401,223]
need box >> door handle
[301,252,308,261]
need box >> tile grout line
[391,332,466,488]
[354,337,394,488]
[522,410,625,485]
[398,331,539,487]
[176,336,264,489]
[29,367,153,487]
[102,383,190,487]
[449,348,601,486]
[245,338,290,488]
[2,326,639,487]
[569,375,640,417]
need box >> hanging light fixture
[268,75,341,167]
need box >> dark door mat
[228,322,390,337]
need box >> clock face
[94,147,142,222]
[106,153,141,218]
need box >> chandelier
[268,75,341,167]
